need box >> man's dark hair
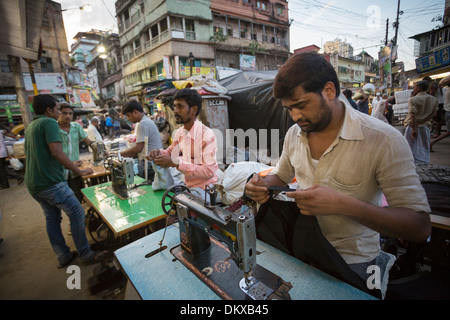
[122,99,144,114]
[415,80,429,92]
[174,88,202,115]
[342,89,353,99]
[273,52,340,99]
[60,103,74,112]
[33,94,57,115]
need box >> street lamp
[97,44,107,59]
[61,4,92,12]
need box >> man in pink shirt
[147,88,218,198]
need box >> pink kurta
[160,120,218,189]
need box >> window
[185,19,195,32]
[277,6,284,15]
[151,24,159,38]
[106,84,115,95]
[185,19,196,40]
[143,30,150,43]
[227,28,233,37]
[40,57,53,72]
[160,18,168,32]
[0,59,11,72]
[214,26,224,35]
[256,1,267,10]
[430,33,436,48]
[134,39,141,49]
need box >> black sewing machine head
[104,154,134,199]
[160,184,289,300]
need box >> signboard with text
[179,66,216,78]
[415,46,450,73]
[23,73,67,94]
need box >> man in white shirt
[87,116,103,143]
[120,100,172,186]
[245,53,431,292]
[371,92,381,114]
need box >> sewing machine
[91,141,106,162]
[160,185,288,300]
[104,154,134,199]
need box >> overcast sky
[59,0,445,71]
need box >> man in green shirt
[25,94,105,268]
[58,104,94,202]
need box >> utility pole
[393,0,401,46]
[8,56,33,128]
[385,18,389,46]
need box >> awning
[101,72,122,88]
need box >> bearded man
[244,53,431,297]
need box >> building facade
[325,53,365,90]
[115,0,215,102]
[70,30,108,72]
[115,0,291,102]
[323,38,354,59]
[86,33,125,107]
[210,0,291,71]
[409,0,450,82]
[0,0,70,96]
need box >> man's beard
[297,97,333,133]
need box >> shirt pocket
[329,176,363,196]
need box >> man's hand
[78,168,94,176]
[244,174,269,204]
[146,149,161,161]
[411,128,418,139]
[286,184,345,216]
[153,154,176,168]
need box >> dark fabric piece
[422,183,450,218]
[255,198,370,295]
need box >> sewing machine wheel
[161,185,190,216]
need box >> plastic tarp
[219,71,294,157]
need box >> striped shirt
[59,122,87,179]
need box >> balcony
[124,29,196,64]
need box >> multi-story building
[115,0,216,102]
[406,0,450,84]
[70,29,109,72]
[210,0,291,71]
[354,51,376,84]
[0,0,71,127]
[0,0,70,96]
[325,53,365,90]
[323,38,354,59]
[86,33,125,107]
[409,23,450,82]
[115,0,291,102]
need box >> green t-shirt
[25,115,65,195]
[59,122,87,179]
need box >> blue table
[114,223,376,300]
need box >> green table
[81,176,167,237]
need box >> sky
[59,0,446,71]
